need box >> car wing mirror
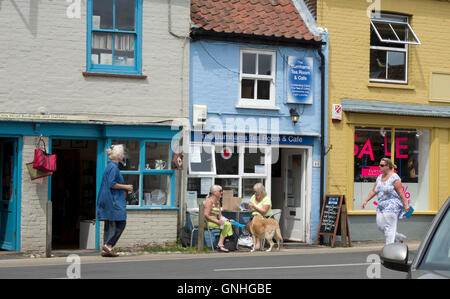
[380,243,411,273]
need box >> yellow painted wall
[317,0,450,213]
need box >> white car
[380,196,450,279]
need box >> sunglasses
[379,164,387,167]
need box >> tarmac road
[0,241,419,280]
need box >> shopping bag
[32,137,57,172]
[26,162,52,180]
[222,190,242,211]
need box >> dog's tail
[275,227,282,242]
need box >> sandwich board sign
[315,195,351,248]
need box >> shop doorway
[280,149,307,242]
[0,138,19,251]
[51,139,97,250]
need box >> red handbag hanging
[33,136,57,173]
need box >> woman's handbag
[32,136,57,172]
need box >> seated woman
[203,185,233,252]
[246,183,273,250]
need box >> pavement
[0,239,422,262]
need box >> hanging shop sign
[287,56,313,104]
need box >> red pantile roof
[191,0,322,42]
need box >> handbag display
[26,162,52,180]
[32,136,57,173]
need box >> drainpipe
[318,46,326,245]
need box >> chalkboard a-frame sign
[315,195,351,248]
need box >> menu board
[319,196,341,234]
[315,195,351,247]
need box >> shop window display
[111,140,175,207]
[353,127,429,211]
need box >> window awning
[341,99,450,118]
[370,19,421,45]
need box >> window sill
[367,82,415,90]
[82,72,148,79]
[235,104,280,110]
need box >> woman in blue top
[362,158,410,244]
[97,144,133,257]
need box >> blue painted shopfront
[189,36,328,243]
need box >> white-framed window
[188,144,270,203]
[188,144,216,175]
[369,13,420,84]
[239,49,276,108]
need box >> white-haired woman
[245,183,273,250]
[97,144,133,257]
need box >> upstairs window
[87,0,141,75]
[369,13,420,84]
[239,49,276,108]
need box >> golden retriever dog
[249,215,282,252]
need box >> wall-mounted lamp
[290,108,299,124]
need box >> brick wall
[20,136,49,253]
[99,210,179,248]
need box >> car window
[420,204,450,271]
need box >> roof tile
[191,0,321,41]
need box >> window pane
[395,129,419,183]
[113,33,135,66]
[242,178,265,203]
[370,23,406,49]
[145,142,170,170]
[122,174,139,205]
[257,80,270,100]
[112,140,139,171]
[116,0,135,31]
[143,175,170,205]
[242,53,256,74]
[372,22,397,41]
[353,127,392,210]
[421,206,450,270]
[214,178,239,197]
[187,177,210,199]
[215,146,238,175]
[93,0,113,30]
[1,142,13,201]
[91,32,112,65]
[189,145,213,173]
[394,129,429,211]
[387,51,406,81]
[391,23,407,42]
[258,54,272,75]
[244,147,265,174]
[241,79,255,99]
[369,49,386,80]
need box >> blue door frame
[0,137,21,251]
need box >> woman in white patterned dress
[361,158,410,244]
